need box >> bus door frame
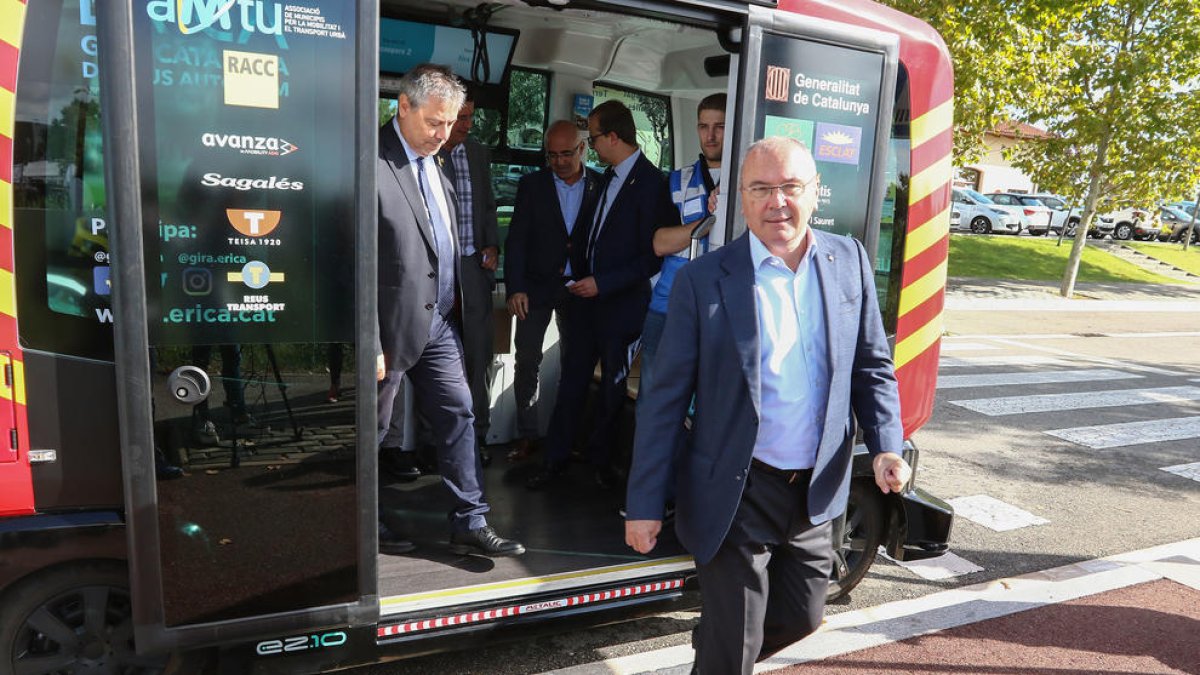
[95,1,382,654]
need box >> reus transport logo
[227,209,282,237]
[764,65,790,103]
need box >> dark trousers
[512,285,570,440]
[376,314,488,532]
[543,295,641,469]
[459,252,495,443]
[693,464,832,674]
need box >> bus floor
[376,454,687,609]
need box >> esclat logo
[146,0,282,36]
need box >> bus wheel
[0,562,168,674]
[827,481,885,602]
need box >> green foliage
[948,235,1181,284]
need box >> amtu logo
[146,0,282,36]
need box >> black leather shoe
[593,465,620,491]
[380,449,422,482]
[525,463,565,490]
[449,526,525,557]
[479,448,493,467]
[378,521,415,555]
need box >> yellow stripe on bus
[909,154,953,205]
[0,0,26,49]
[0,179,10,230]
[894,312,943,370]
[0,268,13,317]
[380,556,694,608]
[903,207,950,263]
[0,355,25,406]
[897,258,947,318]
[911,99,953,149]
[0,87,13,137]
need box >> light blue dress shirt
[749,228,831,470]
[553,171,586,277]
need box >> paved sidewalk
[548,539,1200,675]
[945,278,1200,312]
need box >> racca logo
[201,173,304,191]
[202,132,298,157]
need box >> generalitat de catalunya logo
[227,209,282,237]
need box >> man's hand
[480,246,499,272]
[376,353,386,382]
[626,519,662,554]
[507,292,529,320]
[872,452,912,494]
[568,276,599,297]
[707,186,720,215]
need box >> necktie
[416,156,456,318]
[587,167,616,273]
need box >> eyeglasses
[586,132,608,148]
[740,177,818,202]
[546,143,584,161]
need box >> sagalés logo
[146,0,282,36]
[223,50,279,109]
[227,209,282,237]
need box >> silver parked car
[987,192,1055,236]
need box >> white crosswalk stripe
[947,495,1049,531]
[936,369,1141,390]
[1161,462,1200,482]
[949,386,1200,417]
[1046,416,1200,449]
[939,342,1000,352]
[880,549,983,580]
[939,355,1067,369]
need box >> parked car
[1106,206,1157,241]
[950,209,962,230]
[1164,200,1196,217]
[1159,205,1199,243]
[951,188,1025,235]
[986,192,1054,236]
[1030,193,1117,239]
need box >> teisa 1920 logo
[146,0,282,36]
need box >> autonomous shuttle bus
[0,0,954,670]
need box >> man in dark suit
[440,89,500,463]
[624,137,912,673]
[504,120,601,462]
[376,63,523,557]
[527,101,679,491]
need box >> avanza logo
[146,0,282,36]
[227,209,281,237]
[764,65,790,102]
[202,132,298,157]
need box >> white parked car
[986,192,1054,236]
[951,188,1025,235]
[1028,193,1116,239]
[1106,206,1157,241]
[950,208,961,230]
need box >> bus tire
[0,561,168,674]
[827,481,885,602]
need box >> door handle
[167,366,211,404]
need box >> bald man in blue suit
[625,137,912,674]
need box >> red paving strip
[782,579,1200,674]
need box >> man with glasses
[527,100,679,491]
[624,137,911,673]
[503,120,602,462]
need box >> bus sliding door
[96,0,380,655]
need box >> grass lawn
[1126,241,1200,276]
[948,234,1180,284]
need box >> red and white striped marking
[377,579,684,638]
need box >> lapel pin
[827,254,834,261]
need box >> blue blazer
[569,152,677,333]
[625,230,904,565]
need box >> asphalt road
[348,305,1200,674]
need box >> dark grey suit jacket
[625,230,904,565]
[377,119,462,373]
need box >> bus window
[876,65,912,335]
[12,0,115,361]
[591,83,673,172]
